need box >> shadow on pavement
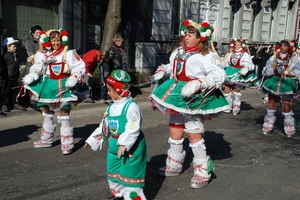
[0,125,39,148]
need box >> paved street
[0,85,300,200]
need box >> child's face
[7,44,17,52]
[107,84,120,100]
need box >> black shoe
[30,104,42,113]
[0,110,6,116]
[106,196,124,200]
[83,99,95,103]
[15,105,27,111]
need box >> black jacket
[100,59,114,83]
[1,51,20,80]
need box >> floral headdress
[241,38,249,47]
[230,38,249,48]
[180,19,214,43]
[229,38,235,48]
[274,39,297,53]
[39,28,68,50]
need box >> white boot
[123,187,146,200]
[158,149,186,177]
[262,109,276,135]
[223,93,232,113]
[107,180,124,199]
[283,111,297,137]
[33,123,56,148]
[60,127,74,155]
[232,101,241,116]
[190,156,215,189]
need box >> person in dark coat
[25,25,43,74]
[24,25,43,111]
[0,37,24,112]
[108,33,127,71]
[99,50,114,102]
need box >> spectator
[256,46,270,80]
[0,57,6,114]
[109,33,127,71]
[0,37,25,112]
[24,25,43,111]
[25,25,43,74]
[99,50,114,102]
[81,49,102,103]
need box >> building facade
[1,0,300,74]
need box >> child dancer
[84,69,147,200]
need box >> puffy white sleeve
[117,102,143,151]
[289,56,300,78]
[66,50,86,77]
[240,52,255,71]
[225,53,232,66]
[85,111,109,151]
[30,52,45,73]
[262,56,274,77]
[186,53,226,89]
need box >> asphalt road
[0,86,300,200]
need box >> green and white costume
[86,96,147,199]
[150,47,226,189]
[24,47,89,111]
[150,50,229,116]
[225,48,256,84]
[261,52,300,137]
[262,54,300,95]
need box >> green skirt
[150,79,229,116]
[262,75,298,96]
[107,132,147,187]
[225,66,257,83]
[24,76,89,107]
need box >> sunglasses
[49,31,61,39]
[184,26,200,36]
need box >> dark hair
[280,40,290,46]
[30,25,43,34]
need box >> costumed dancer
[261,39,300,137]
[149,20,229,189]
[223,38,256,115]
[22,29,89,154]
[84,69,147,200]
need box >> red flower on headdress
[200,37,207,42]
[201,22,209,28]
[183,20,190,26]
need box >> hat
[2,37,19,47]
[180,20,214,43]
[275,39,297,53]
[106,70,131,97]
[39,28,68,50]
